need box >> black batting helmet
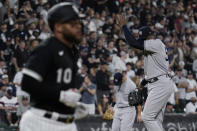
[47,2,80,31]
[113,72,123,86]
[139,26,155,40]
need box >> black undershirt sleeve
[122,25,144,50]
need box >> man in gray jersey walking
[112,71,141,131]
[117,15,174,131]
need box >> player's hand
[116,14,127,28]
[59,89,81,108]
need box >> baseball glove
[128,88,145,106]
[103,107,114,120]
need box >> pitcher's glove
[128,88,143,106]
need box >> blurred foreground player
[19,2,87,131]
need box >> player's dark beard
[62,31,81,44]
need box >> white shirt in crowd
[186,102,197,114]
[113,55,126,71]
[168,82,178,105]
[13,71,23,96]
[126,70,135,79]
[125,55,138,64]
[186,79,197,100]
[13,71,29,97]
[108,55,126,74]
[173,76,188,99]
[0,96,18,112]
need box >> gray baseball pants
[141,75,174,131]
[112,106,136,131]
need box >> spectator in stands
[1,74,9,85]
[186,97,197,114]
[106,40,117,55]
[87,47,100,68]
[38,24,50,40]
[178,61,187,77]
[76,65,88,89]
[95,37,108,60]
[167,82,179,113]
[79,75,96,114]
[96,62,110,102]
[12,40,29,72]
[0,59,7,76]
[186,71,197,103]
[29,39,40,52]
[173,68,189,113]
[17,95,30,120]
[97,94,110,115]
[126,62,135,79]
[89,67,97,84]
[0,84,6,98]
[0,87,18,125]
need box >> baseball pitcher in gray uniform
[112,71,138,131]
[117,15,174,131]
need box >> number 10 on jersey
[57,68,72,84]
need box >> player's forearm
[137,105,142,114]
[122,25,144,50]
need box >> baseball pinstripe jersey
[144,39,169,79]
[114,76,137,108]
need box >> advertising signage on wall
[76,114,197,131]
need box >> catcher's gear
[128,87,147,106]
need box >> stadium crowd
[0,0,197,126]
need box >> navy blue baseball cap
[113,72,123,86]
[6,87,13,96]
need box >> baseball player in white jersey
[112,71,140,131]
[117,15,174,131]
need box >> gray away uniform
[141,39,174,131]
[112,77,136,131]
